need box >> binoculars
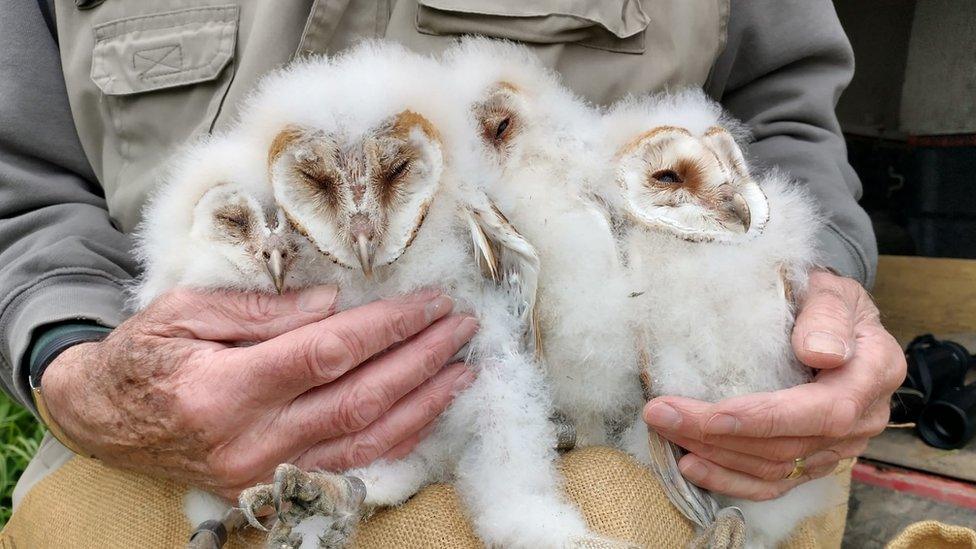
[891,335,976,450]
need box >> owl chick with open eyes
[231,42,618,549]
[445,39,645,452]
[599,90,845,547]
[132,133,320,310]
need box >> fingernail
[804,331,849,359]
[680,458,709,482]
[425,295,454,323]
[704,413,739,435]
[297,285,339,314]
[452,316,479,347]
[451,368,476,393]
[644,403,682,430]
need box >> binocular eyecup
[917,383,976,450]
[893,334,976,449]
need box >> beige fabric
[886,520,976,549]
[52,0,726,233]
[2,446,847,549]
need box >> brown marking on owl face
[389,110,441,143]
[268,126,305,168]
[373,143,420,209]
[213,204,254,242]
[473,83,522,152]
[617,126,692,158]
[295,156,341,210]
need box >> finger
[381,420,437,462]
[668,433,860,481]
[295,362,474,471]
[791,270,861,370]
[226,291,455,399]
[144,285,339,342]
[659,429,833,462]
[647,369,877,440]
[677,453,837,501]
[281,315,478,438]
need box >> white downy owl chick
[132,133,320,310]
[232,42,612,549]
[600,90,845,547]
[444,38,644,449]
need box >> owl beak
[265,248,285,294]
[355,233,374,279]
[730,192,751,232]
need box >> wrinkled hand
[41,287,476,499]
[644,270,907,501]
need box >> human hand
[41,287,476,499]
[643,269,906,500]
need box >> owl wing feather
[464,199,542,356]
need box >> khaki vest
[54,0,728,233]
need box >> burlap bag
[1,446,848,548]
[885,520,976,549]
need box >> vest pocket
[87,5,239,231]
[415,0,650,53]
[91,5,237,95]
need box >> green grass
[0,391,45,527]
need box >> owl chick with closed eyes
[600,90,845,547]
[444,39,644,450]
[232,42,617,549]
[132,133,320,311]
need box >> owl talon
[239,464,365,548]
[238,484,272,532]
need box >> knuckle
[419,343,446,376]
[756,460,790,481]
[419,391,448,420]
[208,449,259,487]
[768,438,808,461]
[304,330,358,383]
[345,434,383,467]
[824,398,860,438]
[752,485,785,502]
[385,309,414,343]
[334,389,382,433]
[239,292,277,320]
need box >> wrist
[29,324,111,457]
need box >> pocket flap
[417,0,650,52]
[91,6,238,96]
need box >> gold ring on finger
[785,457,806,480]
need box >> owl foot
[238,463,366,549]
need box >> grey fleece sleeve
[0,1,137,409]
[706,0,878,287]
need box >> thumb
[143,285,339,342]
[791,271,859,370]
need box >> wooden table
[862,255,976,481]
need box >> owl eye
[214,210,252,238]
[652,169,683,185]
[386,159,412,182]
[495,117,511,140]
[297,166,333,189]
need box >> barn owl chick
[230,42,613,549]
[601,90,845,547]
[132,134,318,311]
[445,38,645,450]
